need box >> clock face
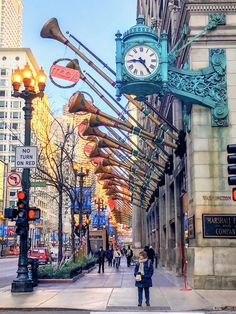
[124,45,159,78]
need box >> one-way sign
[15,146,37,168]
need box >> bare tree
[32,116,79,264]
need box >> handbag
[135,274,142,281]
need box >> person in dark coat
[97,246,105,273]
[126,245,133,267]
[106,246,113,267]
[134,250,154,307]
[148,246,156,264]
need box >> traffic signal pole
[11,97,34,292]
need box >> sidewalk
[0,258,235,312]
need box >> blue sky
[23,0,137,114]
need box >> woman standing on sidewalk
[134,251,154,307]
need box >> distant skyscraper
[0,0,23,48]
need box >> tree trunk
[58,190,63,264]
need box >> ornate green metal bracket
[168,48,228,127]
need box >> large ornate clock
[115,14,228,127]
[124,45,159,78]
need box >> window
[11,112,20,119]
[0,69,6,76]
[0,112,5,118]
[10,156,15,162]
[11,134,18,141]
[0,79,6,86]
[10,144,16,152]
[10,191,16,197]
[9,201,16,207]
[0,144,6,151]
[0,101,5,107]
[12,123,18,130]
[0,133,6,140]
[11,101,20,108]
[0,90,5,97]
[0,122,4,129]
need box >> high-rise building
[0,0,23,48]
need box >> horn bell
[40,18,68,44]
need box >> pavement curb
[38,272,84,284]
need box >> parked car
[29,247,52,264]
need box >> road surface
[0,257,18,288]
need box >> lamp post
[11,63,46,292]
[72,163,90,254]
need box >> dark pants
[127,256,132,267]
[108,258,112,266]
[138,287,150,304]
[98,261,104,273]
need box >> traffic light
[4,207,18,219]
[227,144,236,185]
[28,207,40,221]
[16,191,28,236]
[232,188,236,201]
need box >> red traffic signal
[28,207,40,220]
[232,188,236,201]
[17,191,28,210]
[17,191,26,200]
[27,207,40,220]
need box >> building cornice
[185,1,236,12]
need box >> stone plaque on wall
[202,214,236,238]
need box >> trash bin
[28,258,39,287]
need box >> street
[0,258,18,289]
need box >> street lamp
[72,162,90,256]
[94,197,107,230]
[11,63,46,293]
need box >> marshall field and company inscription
[202,214,236,238]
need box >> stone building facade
[136,0,236,289]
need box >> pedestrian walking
[134,250,154,307]
[126,245,133,267]
[97,246,105,273]
[148,246,155,264]
[106,246,113,267]
[114,247,121,269]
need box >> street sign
[7,172,21,187]
[31,181,47,187]
[15,146,37,168]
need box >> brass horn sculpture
[83,113,176,149]
[69,91,133,129]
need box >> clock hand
[138,57,151,74]
[127,59,140,63]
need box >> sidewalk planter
[38,257,97,283]
[82,260,95,270]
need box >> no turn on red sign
[7,172,21,187]
[15,146,37,168]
